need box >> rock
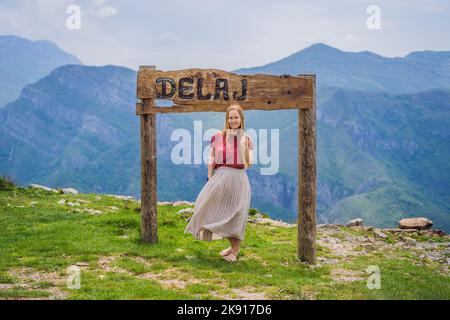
[421,229,447,237]
[157,201,173,206]
[76,199,91,203]
[57,199,66,205]
[29,184,58,193]
[107,194,135,201]
[83,208,102,215]
[345,218,363,227]
[404,237,417,245]
[431,229,447,237]
[67,202,80,207]
[373,229,388,239]
[383,228,402,233]
[256,218,295,228]
[317,224,342,230]
[172,200,195,206]
[76,262,89,267]
[178,208,194,214]
[61,187,79,195]
[399,217,433,230]
[384,228,418,234]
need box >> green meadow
[0,178,448,300]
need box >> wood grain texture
[297,74,317,264]
[136,68,313,114]
[139,67,158,244]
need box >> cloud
[94,5,119,18]
[345,34,357,41]
[0,0,449,70]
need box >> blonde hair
[221,104,252,169]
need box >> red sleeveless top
[210,132,254,169]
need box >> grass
[0,183,448,300]
[316,255,450,300]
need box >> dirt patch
[3,267,70,300]
[97,255,203,290]
[97,256,132,274]
[95,255,270,299]
[214,286,269,300]
[330,268,366,283]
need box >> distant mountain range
[0,35,81,107]
[0,36,449,231]
[236,43,450,94]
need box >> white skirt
[184,166,251,241]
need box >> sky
[0,0,449,71]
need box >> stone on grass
[107,194,135,201]
[399,217,433,230]
[30,184,58,193]
[373,229,388,239]
[157,201,173,206]
[62,187,79,195]
[172,200,195,206]
[345,218,363,228]
[178,208,194,215]
[67,202,80,207]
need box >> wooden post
[139,66,158,244]
[297,74,317,264]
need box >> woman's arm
[208,146,215,179]
[247,137,254,167]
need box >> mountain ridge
[0,37,449,231]
[0,35,82,107]
[1,63,449,231]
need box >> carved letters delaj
[155,77,247,101]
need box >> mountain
[0,64,137,189]
[1,63,449,231]
[0,41,449,231]
[0,64,295,222]
[315,87,450,229]
[235,43,450,94]
[0,35,82,107]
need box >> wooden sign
[136,68,314,114]
[136,66,317,264]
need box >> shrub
[248,208,258,216]
[0,175,15,191]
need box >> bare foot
[220,247,232,256]
[222,252,238,262]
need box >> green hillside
[0,179,448,300]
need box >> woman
[184,104,254,262]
